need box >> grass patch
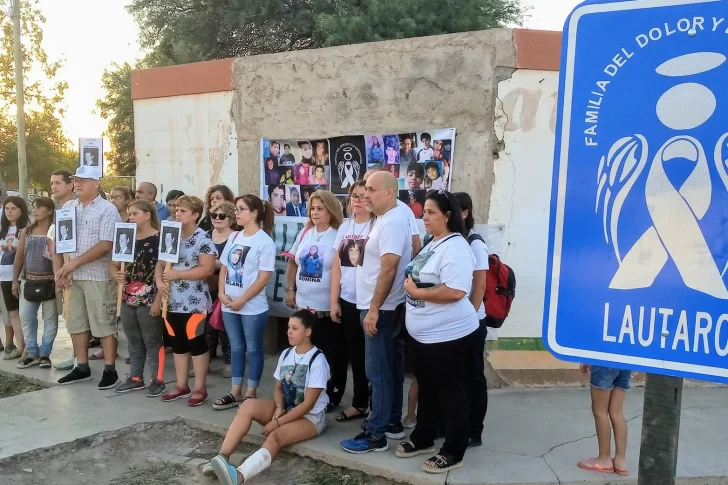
[108,463,190,485]
[0,373,46,398]
[300,464,369,485]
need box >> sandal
[577,458,614,474]
[422,454,463,474]
[212,393,244,410]
[188,389,208,407]
[336,407,368,422]
[396,440,436,458]
[325,402,339,413]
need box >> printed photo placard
[158,220,182,264]
[112,222,137,263]
[55,207,77,254]
[79,138,104,179]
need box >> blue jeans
[222,311,268,388]
[19,285,59,358]
[361,309,405,439]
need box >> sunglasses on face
[210,213,229,220]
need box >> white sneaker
[202,459,215,477]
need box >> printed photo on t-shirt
[280,362,310,411]
[339,238,365,267]
[298,244,324,281]
[226,245,251,287]
[405,248,437,308]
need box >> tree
[0,0,74,190]
[97,62,136,176]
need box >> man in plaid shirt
[54,165,121,389]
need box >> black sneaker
[385,422,406,440]
[468,437,483,448]
[39,356,52,368]
[98,369,119,390]
[58,367,92,385]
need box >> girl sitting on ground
[204,309,330,484]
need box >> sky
[33,0,581,142]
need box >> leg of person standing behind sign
[577,364,632,476]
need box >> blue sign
[544,0,728,383]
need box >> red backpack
[467,234,516,328]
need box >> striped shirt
[62,195,120,281]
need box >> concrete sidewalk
[2,322,728,484]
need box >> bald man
[136,182,170,220]
[341,171,412,453]
[363,168,421,255]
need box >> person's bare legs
[609,388,628,473]
[404,377,418,425]
[9,310,24,353]
[191,352,210,392]
[72,331,92,364]
[5,322,14,349]
[101,335,117,366]
[219,399,277,458]
[262,418,318,460]
[174,352,191,389]
[579,387,613,469]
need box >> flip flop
[614,467,629,476]
[336,407,368,422]
[212,393,244,410]
[577,458,614,474]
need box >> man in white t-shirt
[341,171,412,454]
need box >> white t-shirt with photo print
[0,226,19,282]
[274,345,331,415]
[404,234,479,344]
[334,218,372,305]
[220,229,276,316]
[289,226,338,311]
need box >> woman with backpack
[454,191,489,448]
[398,190,481,473]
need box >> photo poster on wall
[79,138,104,179]
[260,128,455,219]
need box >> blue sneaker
[341,432,389,454]
[211,455,240,485]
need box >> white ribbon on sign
[341,161,356,188]
[610,135,728,299]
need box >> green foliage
[0,0,73,190]
[97,62,135,176]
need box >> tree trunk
[638,373,683,485]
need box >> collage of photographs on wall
[259,128,456,219]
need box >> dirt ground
[0,421,400,485]
[0,373,46,398]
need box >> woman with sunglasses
[205,202,236,378]
[214,195,275,410]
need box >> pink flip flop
[614,467,629,476]
[577,458,614,474]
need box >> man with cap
[53,165,121,388]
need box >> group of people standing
[0,165,493,484]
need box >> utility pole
[11,0,27,199]
[638,374,683,485]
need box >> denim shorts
[303,410,327,436]
[590,365,632,391]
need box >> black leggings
[165,312,209,357]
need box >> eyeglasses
[235,207,250,213]
[210,213,229,220]
[350,194,364,201]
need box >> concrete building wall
[232,29,516,222]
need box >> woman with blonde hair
[110,200,167,396]
[284,190,345,414]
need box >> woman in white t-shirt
[454,191,489,447]
[214,195,276,410]
[284,190,344,412]
[399,190,480,474]
[205,310,331,485]
[1,196,29,361]
[330,180,373,421]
